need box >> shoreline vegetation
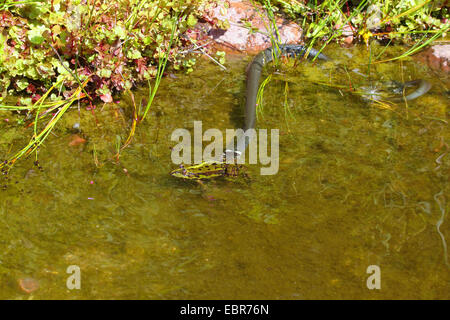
[0,0,448,170]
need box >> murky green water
[0,43,448,299]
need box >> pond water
[0,43,448,299]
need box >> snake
[225,44,431,158]
[224,45,330,159]
[171,44,431,179]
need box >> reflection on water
[0,43,448,299]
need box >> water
[0,43,448,299]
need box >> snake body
[391,79,431,101]
[225,44,431,159]
[225,45,330,158]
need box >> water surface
[0,43,448,299]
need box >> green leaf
[143,36,153,46]
[0,33,5,65]
[113,25,127,40]
[16,79,29,91]
[55,61,71,76]
[187,14,198,27]
[31,49,46,61]
[20,3,45,20]
[18,97,32,106]
[126,48,142,59]
[49,11,66,24]
[98,68,112,78]
[216,51,226,65]
[28,24,49,45]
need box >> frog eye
[178,165,188,175]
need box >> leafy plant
[0,0,220,101]
[259,0,448,46]
[0,0,221,169]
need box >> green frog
[170,160,244,181]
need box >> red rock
[343,35,354,46]
[204,0,303,54]
[100,93,113,103]
[343,25,354,37]
[69,134,86,146]
[416,44,450,73]
[18,278,39,294]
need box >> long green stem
[141,13,178,121]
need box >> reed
[0,78,89,170]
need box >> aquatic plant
[260,0,448,46]
[0,77,89,169]
[0,0,220,101]
[249,0,448,121]
[0,0,221,169]
[120,11,179,153]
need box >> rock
[204,0,303,54]
[69,134,86,146]
[335,23,354,37]
[416,45,450,73]
[18,278,39,294]
[366,4,382,30]
[343,35,354,46]
[24,169,37,179]
[333,24,354,47]
[100,93,113,103]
